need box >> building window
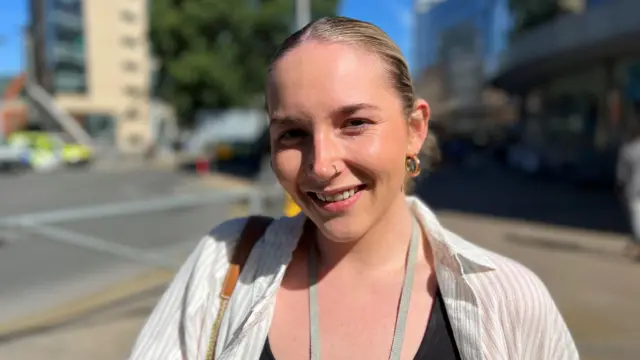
[51,42,85,65]
[123,61,139,72]
[124,107,139,120]
[50,9,82,30]
[127,133,143,148]
[121,10,137,23]
[46,0,87,94]
[53,70,86,93]
[122,36,138,47]
[125,86,143,98]
[55,0,82,5]
[82,113,116,145]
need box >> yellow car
[283,193,301,217]
[8,131,94,168]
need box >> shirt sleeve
[513,266,580,360]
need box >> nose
[305,131,339,182]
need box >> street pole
[295,0,311,30]
[23,26,34,85]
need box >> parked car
[7,131,94,171]
[183,109,270,178]
[0,138,29,172]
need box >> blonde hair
[268,16,440,188]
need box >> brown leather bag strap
[207,215,274,360]
[221,215,274,299]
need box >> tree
[150,0,339,128]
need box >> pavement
[1,161,638,359]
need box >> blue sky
[0,0,27,76]
[340,0,414,67]
[0,0,413,76]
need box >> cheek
[272,149,302,189]
[344,129,407,181]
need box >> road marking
[0,269,174,338]
[0,186,282,226]
[17,223,180,270]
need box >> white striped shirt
[129,196,579,360]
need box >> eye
[344,118,369,128]
[277,128,308,143]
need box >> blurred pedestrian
[129,16,578,360]
[616,124,640,260]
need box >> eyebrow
[269,116,303,128]
[332,103,379,118]
[269,103,380,127]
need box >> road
[0,165,280,324]
[0,160,639,359]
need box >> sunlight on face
[267,41,412,241]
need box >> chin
[317,216,367,243]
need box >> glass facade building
[486,0,640,183]
[412,0,514,136]
[413,0,512,79]
[32,0,87,94]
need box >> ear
[407,98,430,155]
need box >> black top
[259,287,461,360]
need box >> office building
[29,0,156,154]
[488,0,640,182]
[413,0,514,136]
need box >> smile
[307,185,367,212]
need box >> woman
[129,17,578,360]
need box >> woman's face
[267,41,428,241]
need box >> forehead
[268,41,398,112]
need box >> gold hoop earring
[405,154,421,177]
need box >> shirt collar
[407,196,497,275]
[273,196,497,276]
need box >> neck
[313,194,416,273]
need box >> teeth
[316,188,357,202]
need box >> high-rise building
[488,0,640,183]
[413,0,514,134]
[29,0,155,154]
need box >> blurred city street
[2,0,640,359]
[0,163,281,332]
[0,162,638,359]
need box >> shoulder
[439,226,550,298]
[196,214,302,270]
[448,229,558,314]
[186,217,251,271]
[448,232,578,358]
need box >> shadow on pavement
[415,161,629,234]
[0,284,165,344]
